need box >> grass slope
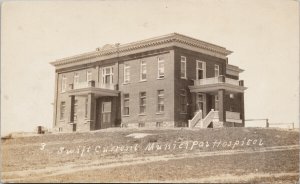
[1,127,299,183]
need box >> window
[124,64,130,83]
[74,73,79,88]
[73,99,78,121]
[215,94,219,111]
[139,92,146,114]
[61,75,67,92]
[102,67,113,85]
[85,97,88,118]
[157,90,164,112]
[214,65,220,77]
[123,94,129,115]
[181,56,187,79]
[140,60,147,81]
[180,89,187,113]
[86,71,92,82]
[157,57,165,79]
[196,61,206,80]
[60,101,66,119]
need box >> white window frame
[157,90,165,113]
[60,101,66,120]
[180,56,187,79]
[102,67,114,85]
[74,73,79,88]
[139,92,146,114]
[214,64,220,77]
[86,71,92,82]
[180,89,187,113]
[124,64,130,83]
[73,99,78,121]
[157,57,165,79]
[85,97,88,118]
[123,94,130,116]
[61,75,67,92]
[140,60,147,81]
[196,60,206,80]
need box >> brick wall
[173,47,227,125]
[119,50,175,126]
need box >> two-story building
[50,33,247,132]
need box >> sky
[1,0,299,135]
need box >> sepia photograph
[1,0,299,183]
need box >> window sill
[138,113,146,116]
[157,77,165,80]
[181,77,187,80]
[122,82,130,85]
[180,112,188,115]
[139,80,147,82]
[123,115,130,117]
[156,112,164,115]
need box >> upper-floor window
[74,73,79,88]
[157,57,165,79]
[60,101,66,119]
[139,92,146,114]
[214,64,220,77]
[61,75,67,92]
[140,60,147,81]
[102,67,113,85]
[180,56,187,79]
[157,90,164,112]
[180,89,187,113]
[196,60,206,80]
[86,71,92,82]
[124,64,130,83]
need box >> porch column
[218,89,226,122]
[67,95,75,123]
[87,93,96,130]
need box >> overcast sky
[1,0,299,135]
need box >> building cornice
[50,33,233,68]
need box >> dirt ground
[1,127,299,183]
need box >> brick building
[51,33,247,132]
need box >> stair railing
[188,110,202,128]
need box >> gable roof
[50,33,233,68]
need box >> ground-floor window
[73,99,78,121]
[180,89,187,113]
[157,90,164,112]
[139,92,146,114]
[123,94,129,115]
[60,101,65,120]
[85,97,88,118]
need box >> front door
[196,93,206,118]
[101,101,111,129]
